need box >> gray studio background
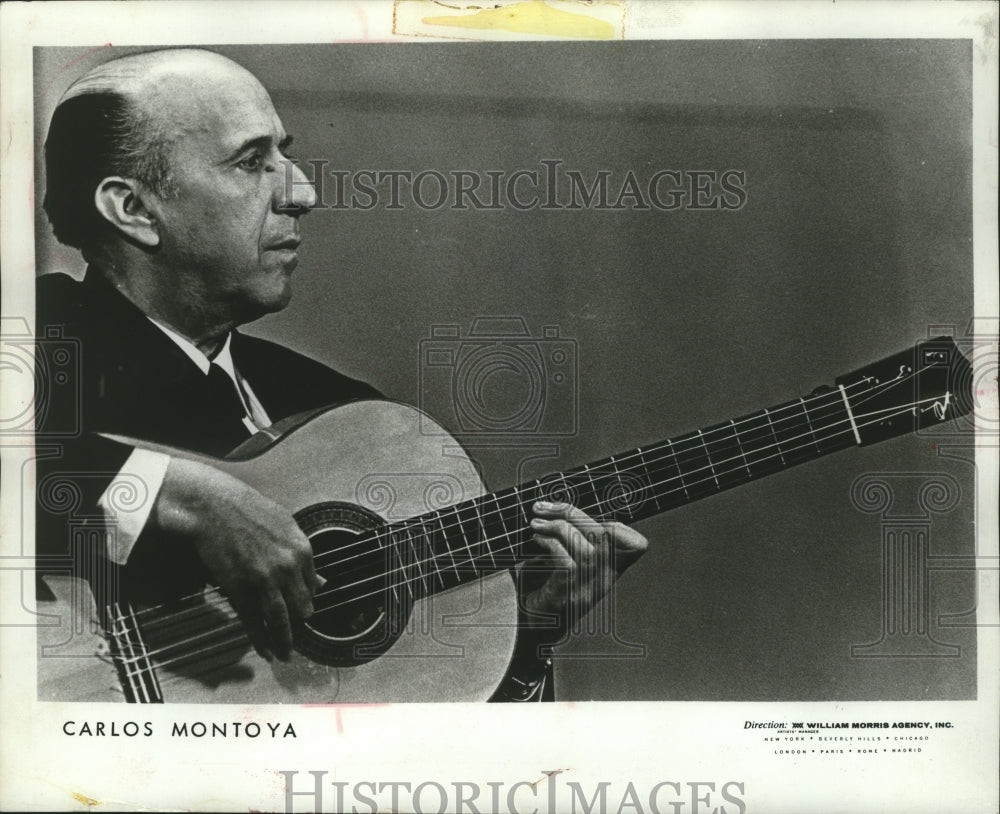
[34,41,976,701]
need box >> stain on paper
[394,0,625,40]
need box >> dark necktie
[205,362,252,433]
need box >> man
[36,48,648,701]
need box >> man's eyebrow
[222,133,295,163]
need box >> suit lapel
[81,270,251,455]
[81,269,201,391]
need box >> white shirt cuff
[97,449,171,565]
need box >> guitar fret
[702,421,749,489]
[488,489,517,564]
[671,432,717,499]
[772,399,816,465]
[511,484,531,544]
[480,492,503,566]
[454,501,487,575]
[730,419,753,478]
[607,456,624,517]
[697,430,721,489]
[761,407,788,467]
[656,439,689,504]
[377,527,403,605]
[634,448,663,513]
[540,472,575,507]
[388,528,415,601]
[581,464,602,516]
[433,511,462,584]
[516,484,528,526]
[736,409,786,478]
[472,498,497,570]
[799,396,823,455]
[403,523,433,593]
[667,439,692,500]
[529,478,543,512]
[450,505,478,578]
[602,454,640,521]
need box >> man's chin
[234,280,294,323]
[260,282,293,314]
[262,262,296,304]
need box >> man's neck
[148,316,230,360]
[92,261,233,356]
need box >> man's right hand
[149,457,320,661]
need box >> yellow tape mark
[71,791,100,808]
[421,0,617,39]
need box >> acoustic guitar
[37,337,973,703]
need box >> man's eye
[237,153,264,171]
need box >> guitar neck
[383,337,972,592]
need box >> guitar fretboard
[341,336,969,607]
[378,386,858,599]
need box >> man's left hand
[518,501,649,641]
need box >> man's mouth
[266,237,301,251]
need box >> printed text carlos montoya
[61,719,296,738]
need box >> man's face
[142,64,317,327]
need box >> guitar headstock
[834,337,974,445]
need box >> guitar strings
[124,372,921,636]
[119,393,942,673]
[315,391,933,601]
[124,376,870,630]
[309,372,922,575]
[107,605,146,700]
[107,601,162,701]
[309,371,921,581]
[304,377,880,573]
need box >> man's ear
[93,177,161,248]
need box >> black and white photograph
[1,1,997,812]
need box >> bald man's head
[43,49,262,254]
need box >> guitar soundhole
[293,502,412,667]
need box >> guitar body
[39,400,519,703]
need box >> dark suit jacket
[35,269,379,572]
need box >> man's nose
[274,160,317,215]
